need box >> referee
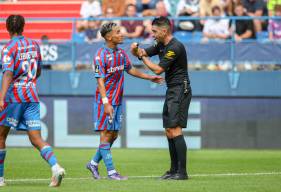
[131,16,192,180]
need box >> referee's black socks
[173,135,187,174]
[167,138,178,173]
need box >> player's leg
[86,102,103,179]
[106,105,127,180]
[0,103,16,186]
[23,103,65,187]
[0,125,10,187]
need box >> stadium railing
[0,16,281,73]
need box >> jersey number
[22,59,38,79]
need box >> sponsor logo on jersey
[107,65,124,73]
[165,50,176,59]
[95,65,100,73]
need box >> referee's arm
[141,56,165,75]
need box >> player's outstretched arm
[127,67,164,84]
[0,71,13,111]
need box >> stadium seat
[72,32,85,43]
[173,31,193,43]
[193,32,203,42]
[256,31,269,42]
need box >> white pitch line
[5,172,281,182]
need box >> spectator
[80,0,102,18]
[176,0,201,31]
[84,17,102,43]
[102,0,127,17]
[155,0,170,17]
[40,35,51,70]
[78,0,102,31]
[100,7,121,26]
[267,0,281,16]
[241,0,267,32]
[231,3,256,41]
[221,0,234,15]
[268,4,281,40]
[121,4,144,39]
[155,1,175,31]
[135,0,158,13]
[200,0,222,17]
[203,6,230,41]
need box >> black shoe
[169,172,188,180]
[160,171,176,180]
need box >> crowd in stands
[75,0,281,43]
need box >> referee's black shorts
[162,83,192,129]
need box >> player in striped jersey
[0,15,65,187]
[86,22,163,180]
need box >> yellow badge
[165,50,176,59]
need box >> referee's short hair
[100,22,117,38]
[6,15,25,35]
[152,16,171,31]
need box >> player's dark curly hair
[6,15,25,35]
[152,16,171,30]
[100,22,117,38]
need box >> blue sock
[99,142,115,172]
[0,150,6,177]
[92,142,114,164]
[40,146,57,167]
[92,148,102,164]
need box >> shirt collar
[12,35,24,40]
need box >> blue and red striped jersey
[94,46,132,105]
[1,36,41,103]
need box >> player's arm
[0,71,13,111]
[35,42,42,79]
[0,49,14,111]
[127,67,163,84]
[36,64,41,79]
[96,78,113,119]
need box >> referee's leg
[165,127,188,180]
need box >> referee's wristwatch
[138,55,144,60]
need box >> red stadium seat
[0,1,82,40]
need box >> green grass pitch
[1,148,281,192]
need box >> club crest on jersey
[3,48,8,53]
[3,55,11,63]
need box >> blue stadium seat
[72,32,85,43]
[256,31,269,41]
[173,31,193,42]
[193,32,203,42]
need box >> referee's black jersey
[145,38,190,87]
